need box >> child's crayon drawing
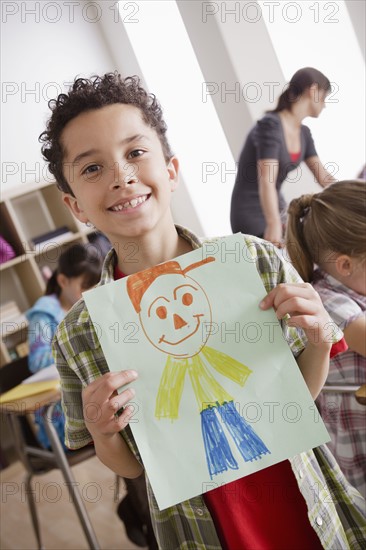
[126,257,270,478]
[84,235,330,510]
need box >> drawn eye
[156,306,167,319]
[182,293,193,306]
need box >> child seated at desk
[26,243,102,449]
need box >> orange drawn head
[127,257,215,357]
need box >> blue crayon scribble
[201,401,270,478]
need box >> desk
[355,384,366,406]
[0,388,100,550]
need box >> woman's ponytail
[268,67,331,113]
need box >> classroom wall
[1,0,365,236]
[1,2,114,190]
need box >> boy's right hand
[82,370,138,440]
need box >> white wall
[1,1,114,191]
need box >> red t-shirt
[204,460,323,550]
[114,265,125,280]
[330,337,348,358]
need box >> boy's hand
[260,283,332,348]
[82,370,138,440]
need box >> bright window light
[258,0,365,180]
[119,0,235,236]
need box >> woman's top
[26,294,66,449]
[313,269,366,496]
[230,112,318,237]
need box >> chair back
[0,356,32,393]
[0,356,46,451]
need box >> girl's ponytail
[286,194,317,282]
[45,269,61,296]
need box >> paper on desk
[21,364,60,384]
[0,380,60,404]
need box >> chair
[0,356,100,550]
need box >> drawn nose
[173,313,187,330]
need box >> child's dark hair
[46,243,102,296]
[268,67,331,113]
[286,180,366,282]
[39,72,173,196]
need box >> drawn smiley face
[139,273,212,357]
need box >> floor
[0,456,147,550]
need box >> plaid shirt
[53,228,366,549]
[314,269,366,497]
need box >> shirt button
[299,470,303,479]
[316,516,323,526]
[196,508,204,516]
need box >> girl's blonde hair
[286,180,366,282]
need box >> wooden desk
[0,388,100,550]
[355,384,366,406]
[321,383,366,406]
[0,388,61,414]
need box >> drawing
[127,256,270,478]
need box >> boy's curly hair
[39,72,173,195]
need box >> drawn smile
[158,314,203,346]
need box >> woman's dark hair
[45,242,103,296]
[39,72,173,195]
[268,67,331,113]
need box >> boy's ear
[167,157,179,192]
[62,193,89,224]
[335,254,352,277]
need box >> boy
[41,73,365,549]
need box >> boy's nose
[173,314,187,330]
[109,163,138,189]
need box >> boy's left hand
[260,283,333,348]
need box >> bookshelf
[0,181,94,367]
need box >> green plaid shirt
[53,227,366,549]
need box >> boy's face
[61,104,178,242]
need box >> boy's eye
[82,164,101,177]
[128,149,144,159]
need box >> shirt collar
[314,268,361,301]
[99,225,202,286]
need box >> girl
[286,179,366,496]
[27,242,102,449]
[231,67,336,245]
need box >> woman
[230,67,336,245]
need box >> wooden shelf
[0,181,91,367]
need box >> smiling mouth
[158,315,202,346]
[109,194,150,211]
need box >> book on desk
[0,365,60,404]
